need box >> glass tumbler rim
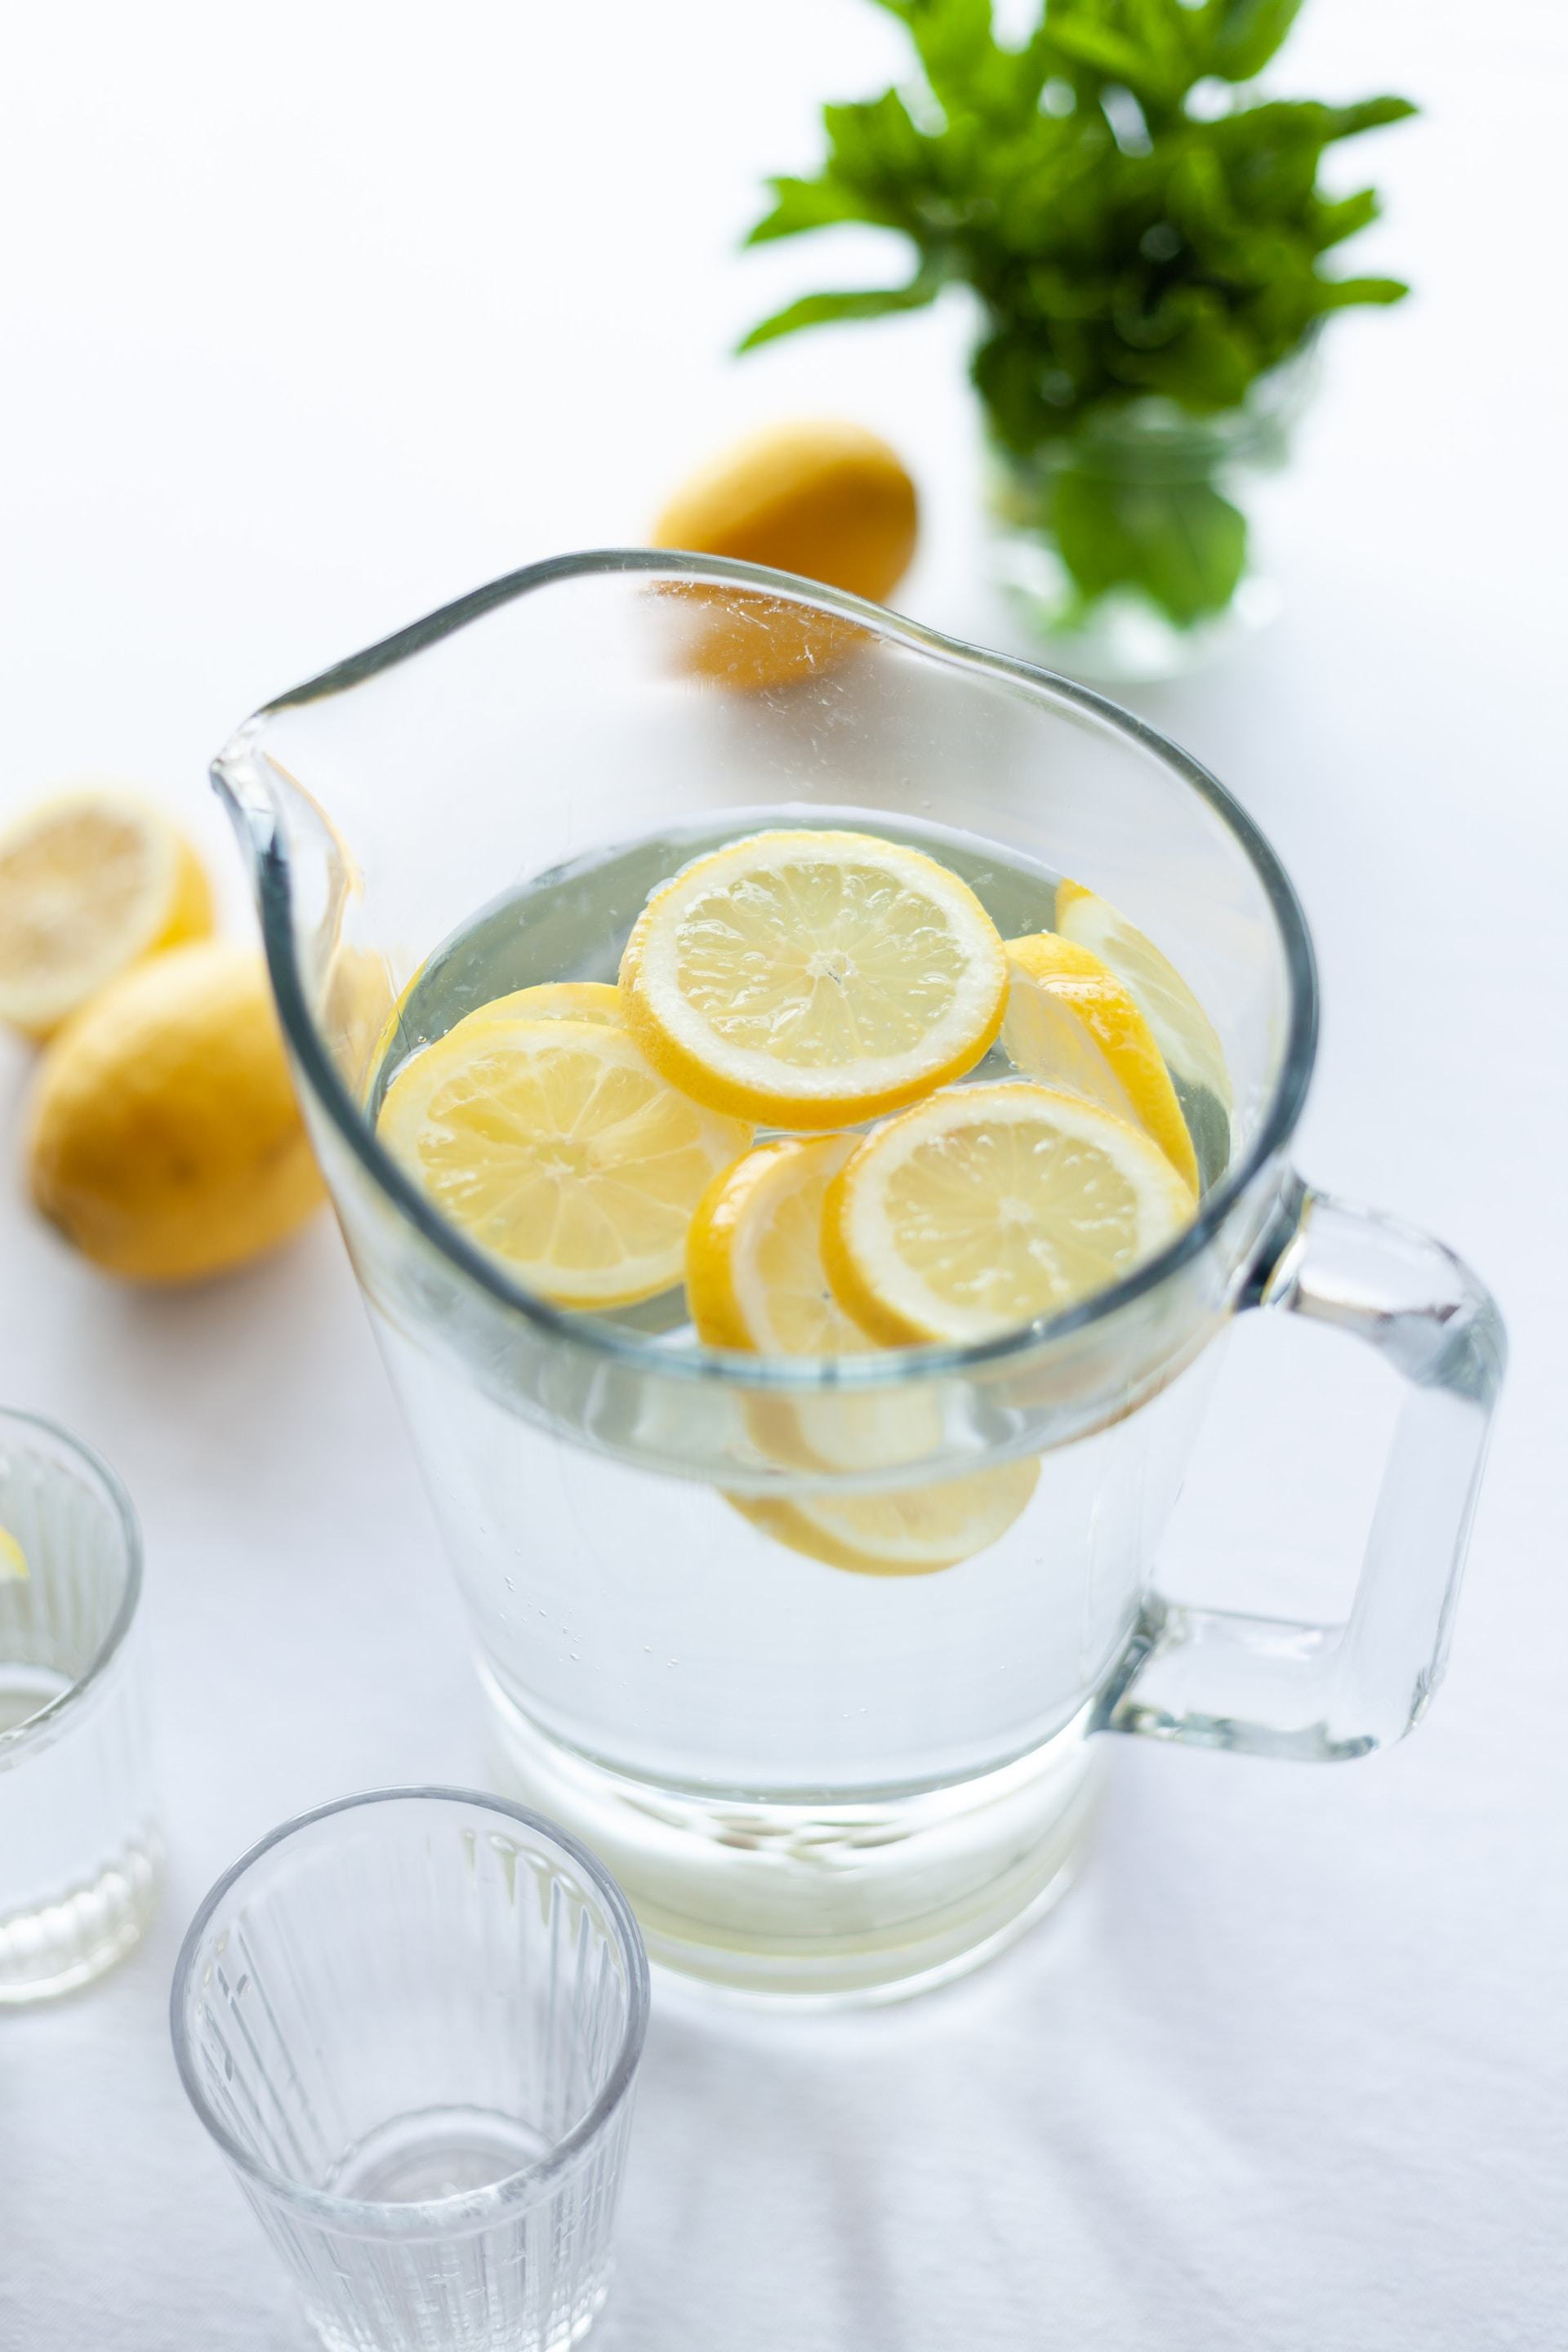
[214,546,1319,1392]
[0,1405,143,1766]
[168,1784,651,2234]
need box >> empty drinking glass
[171,1788,648,2352]
[0,1407,159,2002]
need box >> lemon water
[368,808,1225,1815]
[373,801,1227,1333]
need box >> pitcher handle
[1099,1177,1506,1761]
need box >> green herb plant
[741,0,1414,630]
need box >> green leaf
[1307,186,1379,252]
[1052,466,1248,621]
[1311,274,1410,309]
[1200,0,1305,83]
[823,90,932,193]
[1045,17,1161,90]
[746,176,889,244]
[737,274,942,354]
[1324,95,1419,139]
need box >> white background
[2,2,1565,2345]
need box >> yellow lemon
[0,786,213,1038]
[1003,932,1199,1189]
[1054,878,1232,1110]
[824,1080,1196,1346]
[377,1013,751,1310]
[26,942,324,1281]
[653,421,917,604]
[621,830,1007,1129]
[0,1528,28,1582]
[651,421,916,690]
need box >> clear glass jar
[987,347,1318,683]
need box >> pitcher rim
[212,547,1318,1391]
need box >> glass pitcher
[214,552,1503,2004]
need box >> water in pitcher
[369,809,1227,1805]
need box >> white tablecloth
[2,4,1564,2345]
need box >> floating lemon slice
[690,1133,940,1478]
[1003,933,1198,1189]
[377,1014,751,1308]
[0,786,212,1038]
[824,1080,1196,1346]
[1054,879,1232,1110]
[621,830,1006,1129]
[688,1134,866,1355]
[689,1135,1028,1558]
[0,1527,28,1582]
[729,1456,1039,1577]
[469,981,622,1028]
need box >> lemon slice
[824,1080,1196,1345]
[621,830,1007,1128]
[1003,933,1199,1189]
[0,786,213,1038]
[689,1134,947,1477]
[377,1014,751,1308]
[687,1134,866,1355]
[729,1455,1039,1577]
[1054,879,1232,1110]
[0,1527,28,1582]
[470,982,622,1028]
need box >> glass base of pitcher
[479,1673,1105,2007]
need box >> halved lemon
[1003,933,1198,1189]
[824,1080,1196,1345]
[377,1014,751,1308]
[0,1527,28,1582]
[0,786,213,1037]
[469,981,621,1028]
[728,1455,1040,1577]
[1054,879,1232,1109]
[621,830,1007,1129]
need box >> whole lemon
[653,420,918,604]
[26,941,325,1281]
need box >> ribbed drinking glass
[171,1788,648,2352]
[0,1406,158,2002]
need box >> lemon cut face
[377,1013,751,1309]
[0,787,212,1037]
[824,1080,1196,1346]
[621,830,1007,1129]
